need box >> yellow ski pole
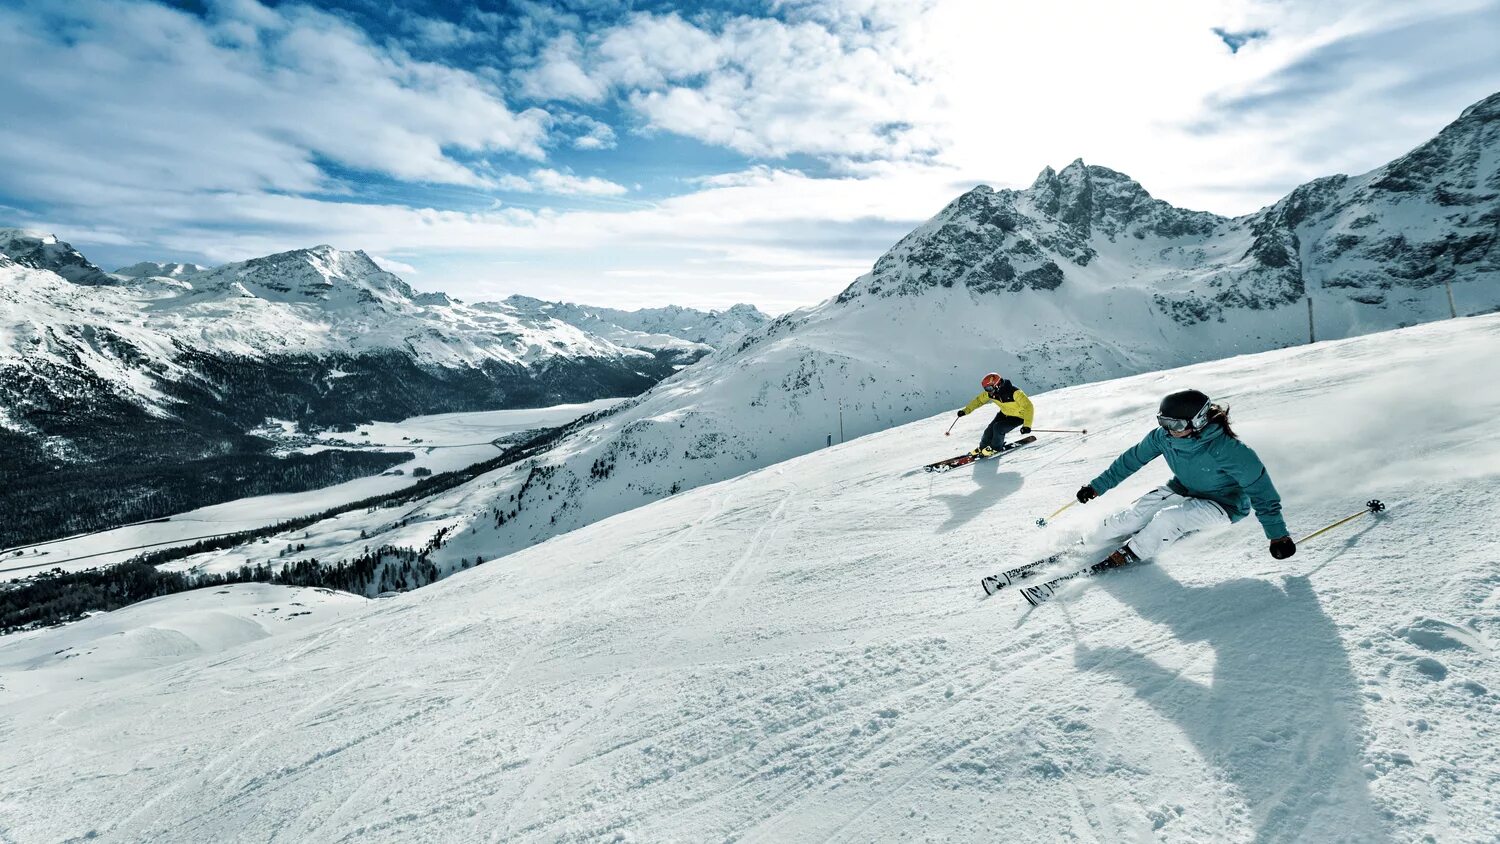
[1297,499,1386,544]
[1035,500,1077,528]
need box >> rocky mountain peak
[0,228,115,285]
[196,244,417,305]
[1026,159,1208,239]
[1457,91,1500,123]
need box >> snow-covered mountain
[185,92,1498,576]
[113,260,208,279]
[503,295,769,355]
[6,313,1496,842]
[0,228,116,285]
[0,239,682,448]
[0,238,694,545]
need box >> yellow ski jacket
[962,380,1035,426]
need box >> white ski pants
[1094,486,1232,560]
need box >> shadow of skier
[933,463,1022,533]
[1075,564,1384,843]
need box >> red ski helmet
[981,372,1002,389]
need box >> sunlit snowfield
[1,317,1497,842]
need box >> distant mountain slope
[186,92,1499,577]
[0,239,688,545]
[501,295,768,363]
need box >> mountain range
[157,91,1500,584]
[0,235,766,546]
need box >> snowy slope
[188,93,1500,577]
[2,314,1496,842]
[0,583,364,700]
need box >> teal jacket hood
[1090,423,1288,539]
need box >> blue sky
[1,0,1497,311]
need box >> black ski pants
[981,414,1024,451]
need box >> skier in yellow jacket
[957,372,1035,457]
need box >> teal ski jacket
[1089,423,1288,539]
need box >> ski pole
[1028,428,1088,434]
[1035,500,1076,527]
[1296,499,1386,544]
[944,416,960,437]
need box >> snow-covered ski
[1019,557,1131,606]
[979,550,1066,596]
[924,435,1036,473]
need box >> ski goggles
[1156,400,1211,432]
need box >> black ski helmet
[1157,389,1212,433]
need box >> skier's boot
[978,446,999,458]
[1100,546,1140,569]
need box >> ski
[924,435,1036,473]
[979,551,1066,596]
[1019,557,1133,607]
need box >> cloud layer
[2,0,1497,311]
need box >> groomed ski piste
[2,314,1498,842]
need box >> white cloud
[370,254,420,275]
[6,0,1498,314]
[494,168,629,196]
[525,168,630,196]
[518,11,940,160]
[405,15,487,48]
[0,0,551,202]
[520,33,609,102]
[550,112,618,150]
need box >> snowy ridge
[188,93,1500,577]
[121,244,656,367]
[113,260,208,279]
[4,314,1496,841]
[503,294,769,353]
[0,227,115,285]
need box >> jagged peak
[0,227,55,244]
[1058,157,1089,178]
[1457,91,1500,123]
[0,227,114,285]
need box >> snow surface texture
[2,315,1496,842]
[0,400,622,579]
[0,583,364,700]
[186,93,1500,581]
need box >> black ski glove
[1020,426,1031,434]
[956,410,966,418]
[1269,536,1296,559]
[1076,485,1097,504]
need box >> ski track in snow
[2,316,1499,842]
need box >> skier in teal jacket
[1074,389,1295,568]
